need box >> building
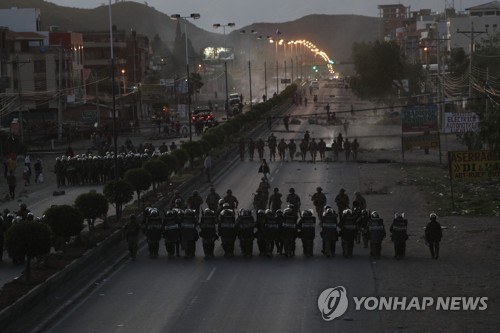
[447,1,500,53]
[0,7,41,33]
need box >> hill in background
[1,0,380,62]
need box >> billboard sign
[402,133,439,150]
[401,104,438,132]
[444,112,479,133]
[448,151,500,180]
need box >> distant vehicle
[229,93,241,107]
[311,80,319,89]
[192,106,219,128]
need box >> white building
[447,1,500,53]
[0,7,41,32]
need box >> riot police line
[122,200,442,260]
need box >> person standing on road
[256,138,265,161]
[205,187,221,212]
[339,209,358,258]
[203,153,212,183]
[268,187,283,212]
[318,139,327,161]
[311,187,327,219]
[367,211,386,260]
[187,190,204,219]
[344,138,351,161]
[7,171,16,199]
[123,214,141,260]
[286,188,301,216]
[223,189,239,210]
[425,213,442,259]
[335,188,350,217]
[248,138,256,161]
[288,139,297,161]
[352,138,360,161]
[390,212,408,260]
[258,159,270,180]
[34,158,43,183]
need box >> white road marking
[206,267,216,281]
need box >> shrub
[44,205,84,251]
[75,191,109,230]
[124,168,152,201]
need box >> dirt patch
[359,163,500,332]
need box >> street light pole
[240,29,257,108]
[172,13,201,142]
[213,22,235,117]
[108,0,118,180]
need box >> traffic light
[313,65,318,73]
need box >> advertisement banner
[401,104,438,132]
[448,150,500,180]
[444,112,479,133]
[402,133,439,150]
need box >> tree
[124,168,152,202]
[350,40,405,99]
[159,153,179,177]
[44,205,84,252]
[142,160,169,191]
[5,222,51,282]
[180,141,203,167]
[171,148,190,170]
[103,180,134,222]
[189,72,204,96]
[74,191,109,231]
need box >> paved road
[44,81,384,333]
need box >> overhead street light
[213,22,236,117]
[171,13,201,142]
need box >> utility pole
[13,58,30,143]
[457,22,487,99]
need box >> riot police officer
[367,211,386,260]
[180,209,198,258]
[390,212,408,259]
[263,209,280,257]
[339,209,358,258]
[123,214,141,260]
[199,208,218,258]
[163,210,181,258]
[298,209,316,257]
[237,209,256,257]
[311,187,327,219]
[286,188,301,216]
[320,207,339,257]
[356,209,370,248]
[218,205,238,257]
[145,208,163,258]
[425,213,442,259]
[281,207,298,257]
[255,209,267,256]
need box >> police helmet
[175,198,182,205]
[371,211,379,219]
[340,188,346,193]
[257,209,266,216]
[361,209,369,216]
[227,189,232,194]
[343,209,352,216]
[14,216,23,223]
[27,212,34,221]
[149,208,160,217]
[429,213,437,220]
[35,217,43,223]
[184,209,194,216]
[302,209,313,217]
[222,203,231,209]
[274,187,279,193]
[324,208,335,216]
[288,204,295,210]
[275,209,284,216]
[316,187,323,192]
[289,187,295,193]
[192,190,199,196]
[221,209,233,217]
[165,210,175,217]
[284,208,294,216]
[204,208,214,216]
[394,212,405,219]
[218,199,225,206]
[265,209,274,217]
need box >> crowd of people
[238,132,360,163]
[122,186,443,261]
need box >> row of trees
[5,83,298,282]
